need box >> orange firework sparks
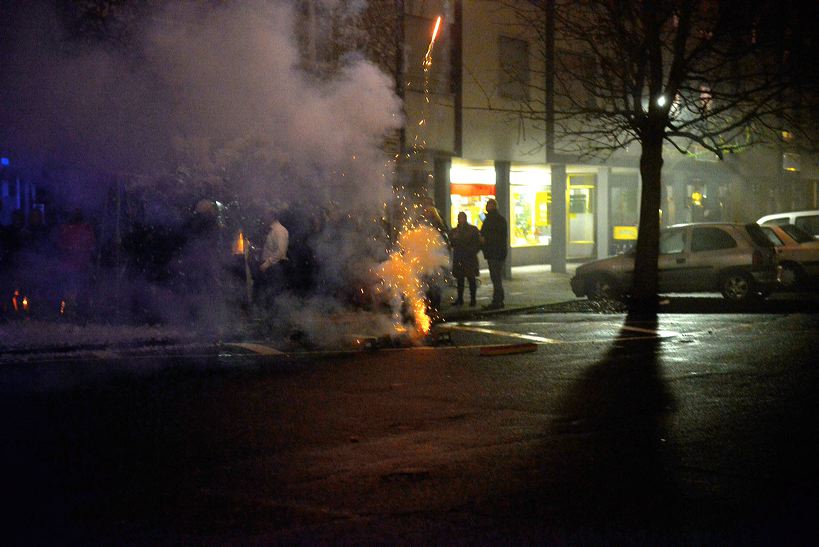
[424,16,443,68]
[375,224,449,337]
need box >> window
[556,50,597,108]
[795,215,819,236]
[766,217,790,226]
[781,224,814,243]
[691,227,736,252]
[660,229,686,254]
[760,227,784,246]
[511,185,550,247]
[498,36,529,100]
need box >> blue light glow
[0,157,9,166]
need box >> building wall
[460,0,545,164]
[395,0,818,269]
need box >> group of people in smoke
[1,189,509,323]
[0,200,97,320]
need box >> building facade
[389,0,819,272]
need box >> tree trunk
[631,132,664,313]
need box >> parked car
[758,223,819,289]
[570,222,780,302]
[757,210,819,239]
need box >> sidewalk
[440,263,579,321]
[0,264,581,357]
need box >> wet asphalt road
[2,309,819,545]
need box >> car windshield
[780,223,815,243]
[760,226,784,246]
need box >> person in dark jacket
[450,211,481,306]
[479,199,508,309]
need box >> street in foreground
[2,310,819,545]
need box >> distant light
[656,95,667,107]
[0,157,9,166]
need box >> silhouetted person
[26,208,51,253]
[450,211,481,307]
[480,199,508,309]
[56,209,96,317]
[417,196,450,313]
[0,204,24,315]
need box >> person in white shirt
[256,210,289,309]
[260,216,289,272]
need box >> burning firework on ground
[375,224,449,337]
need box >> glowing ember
[21,296,29,312]
[232,231,245,255]
[60,299,66,315]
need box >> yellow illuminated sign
[613,225,638,240]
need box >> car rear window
[780,223,815,243]
[765,217,790,226]
[745,223,775,247]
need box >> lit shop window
[511,185,551,247]
[450,184,495,228]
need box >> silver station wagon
[570,223,780,302]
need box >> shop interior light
[449,165,496,185]
[511,169,551,187]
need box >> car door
[684,226,740,291]
[657,226,689,291]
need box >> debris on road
[479,342,538,356]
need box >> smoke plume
[1,0,419,342]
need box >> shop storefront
[448,161,600,265]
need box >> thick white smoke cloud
[1,0,402,208]
[1,0,413,341]
[144,1,402,208]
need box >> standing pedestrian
[256,209,289,310]
[55,209,97,317]
[450,211,481,307]
[479,199,507,310]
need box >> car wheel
[586,274,620,300]
[779,263,803,290]
[721,272,753,302]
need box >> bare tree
[505,0,817,310]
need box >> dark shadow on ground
[472,310,686,544]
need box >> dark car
[570,222,780,302]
